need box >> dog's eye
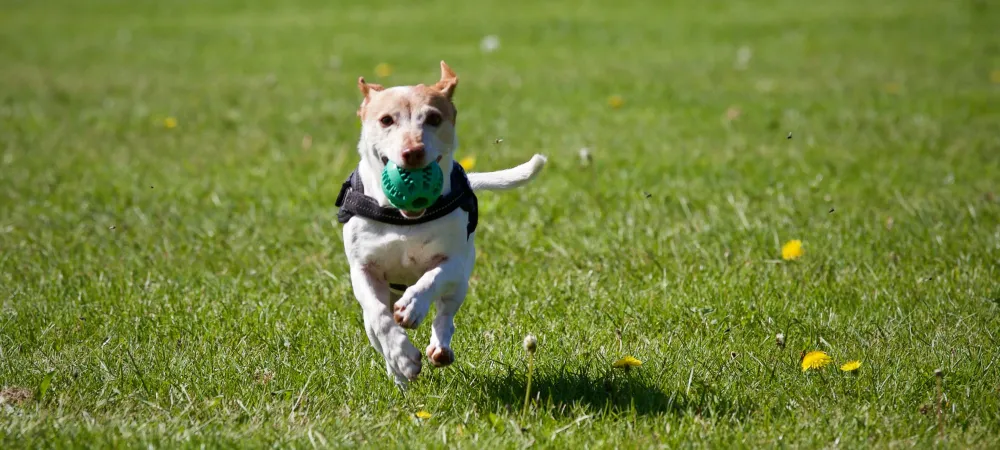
[425,112,442,127]
[379,115,394,127]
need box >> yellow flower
[375,63,393,78]
[781,239,803,260]
[840,360,861,372]
[607,95,624,109]
[991,70,1000,84]
[459,156,476,171]
[612,356,642,368]
[801,350,832,372]
[725,106,742,121]
[164,117,178,129]
[883,83,900,94]
[414,410,432,419]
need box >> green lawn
[2,0,999,447]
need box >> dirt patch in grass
[0,386,33,405]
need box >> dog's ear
[433,61,458,99]
[358,77,384,97]
[357,77,384,116]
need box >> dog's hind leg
[425,281,467,367]
[424,245,475,368]
[350,266,422,387]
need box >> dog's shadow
[468,366,689,417]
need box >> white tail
[467,154,547,191]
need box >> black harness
[335,161,478,239]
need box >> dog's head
[356,61,458,176]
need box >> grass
[1,0,999,447]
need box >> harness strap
[335,161,478,238]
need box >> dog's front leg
[392,256,470,368]
[392,256,465,329]
[350,266,422,387]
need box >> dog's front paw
[425,344,455,367]
[387,335,422,383]
[393,290,431,329]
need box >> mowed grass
[1,0,999,447]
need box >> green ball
[380,161,443,211]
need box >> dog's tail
[467,154,547,192]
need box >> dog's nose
[401,146,426,167]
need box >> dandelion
[883,83,900,94]
[415,410,432,419]
[578,148,592,166]
[164,117,177,129]
[607,95,624,109]
[612,355,642,369]
[840,360,861,372]
[801,350,832,372]
[480,35,500,53]
[991,70,1000,84]
[375,63,393,78]
[522,334,537,415]
[459,156,476,171]
[776,333,785,349]
[523,334,537,354]
[781,239,803,261]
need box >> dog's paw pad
[393,296,427,329]
[392,304,408,327]
[426,345,455,367]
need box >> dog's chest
[344,211,469,284]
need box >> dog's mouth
[405,156,442,219]
[375,153,440,220]
[400,209,426,219]
[378,154,444,168]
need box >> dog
[336,61,546,387]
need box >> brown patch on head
[356,62,459,122]
[414,85,457,123]
[0,386,33,405]
[358,85,457,124]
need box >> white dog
[336,61,546,387]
